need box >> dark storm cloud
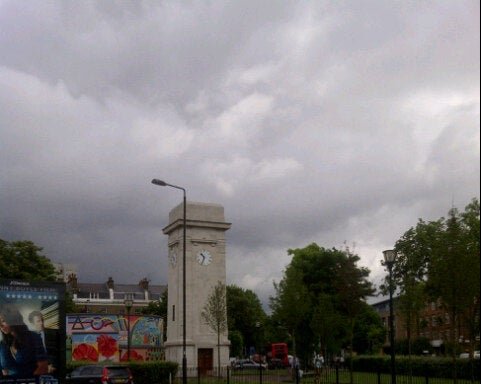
[0,0,479,306]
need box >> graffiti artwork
[67,314,163,363]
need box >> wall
[67,313,163,363]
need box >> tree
[202,281,228,375]
[0,239,57,281]
[310,294,346,356]
[270,262,311,362]
[334,248,374,384]
[227,285,266,356]
[459,198,480,362]
[65,291,80,313]
[426,200,480,383]
[142,289,168,317]
[0,238,79,313]
[390,219,442,378]
[352,303,385,354]
[228,330,244,358]
[270,243,378,369]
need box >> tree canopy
[389,198,480,364]
[0,238,57,281]
[226,284,266,357]
[270,243,379,365]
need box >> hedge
[66,360,178,384]
[346,355,480,380]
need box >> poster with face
[0,279,65,384]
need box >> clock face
[169,249,177,267]
[197,250,212,266]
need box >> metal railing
[169,366,480,384]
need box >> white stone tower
[163,202,231,372]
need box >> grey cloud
[0,0,479,306]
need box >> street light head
[383,249,396,264]
[152,179,167,186]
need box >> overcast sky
[1,1,479,308]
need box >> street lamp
[383,249,397,384]
[152,178,187,384]
[124,296,133,361]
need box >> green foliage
[202,281,228,335]
[426,201,480,361]
[270,243,377,362]
[128,361,178,384]
[352,303,385,354]
[0,238,57,281]
[228,330,244,357]
[395,337,432,355]
[410,337,432,355]
[391,220,439,355]
[202,281,228,371]
[347,355,480,380]
[66,361,178,384]
[310,294,346,355]
[65,290,80,313]
[271,262,311,357]
[227,284,266,354]
[141,289,167,317]
[388,198,480,363]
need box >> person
[0,304,48,378]
[314,352,324,373]
[28,310,58,374]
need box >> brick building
[372,296,480,353]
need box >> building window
[172,305,175,322]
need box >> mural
[66,314,163,363]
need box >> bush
[347,355,480,380]
[393,338,432,355]
[129,361,178,384]
[66,361,178,384]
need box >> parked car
[459,351,480,359]
[66,365,133,384]
[232,359,267,370]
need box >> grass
[174,369,479,384]
[301,370,479,384]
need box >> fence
[169,366,481,384]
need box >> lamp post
[152,178,187,384]
[383,249,397,384]
[124,296,133,361]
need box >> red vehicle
[269,343,289,367]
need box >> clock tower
[163,202,231,372]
